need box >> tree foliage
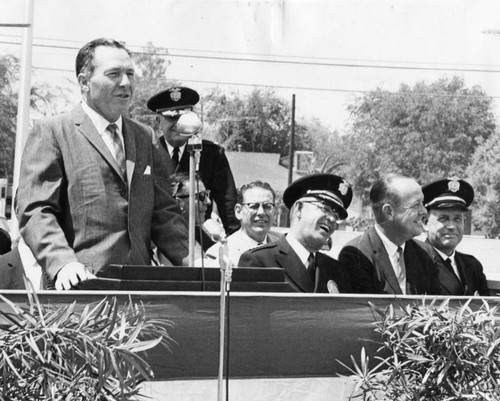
[0,54,73,180]
[202,87,313,154]
[129,42,177,127]
[466,131,500,238]
[343,76,496,205]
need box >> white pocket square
[144,165,151,175]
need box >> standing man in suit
[338,174,440,295]
[147,87,239,242]
[204,181,282,267]
[239,174,353,293]
[17,38,189,290]
[422,178,489,296]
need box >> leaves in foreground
[0,289,173,401]
[338,298,500,401]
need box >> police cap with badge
[422,177,474,211]
[147,86,200,117]
[283,173,353,219]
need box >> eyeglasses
[242,202,276,213]
[177,189,211,202]
[302,201,340,220]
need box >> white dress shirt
[375,224,407,294]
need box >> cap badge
[170,88,182,102]
[448,177,460,193]
[338,181,349,196]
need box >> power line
[2,37,500,74]
[30,64,500,99]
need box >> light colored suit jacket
[204,229,282,267]
[18,105,188,281]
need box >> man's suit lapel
[275,236,314,292]
[122,118,136,189]
[73,105,126,185]
[368,228,402,294]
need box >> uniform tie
[444,258,454,273]
[396,246,407,294]
[172,147,180,166]
[306,252,316,279]
[107,124,126,179]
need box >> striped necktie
[107,123,126,179]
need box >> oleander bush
[339,298,500,401]
[0,288,173,400]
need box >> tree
[129,42,177,127]
[466,131,500,238]
[202,87,313,154]
[0,54,72,180]
[343,76,496,205]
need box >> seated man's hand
[55,261,96,290]
[202,218,226,242]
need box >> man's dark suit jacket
[0,248,25,290]
[18,105,189,281]
[238,235,352,293]
[422,239,489,296]
[338,227,440,295]
[157,137,239,233]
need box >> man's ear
[77,73,89,92]
[234,203,243,220]
[381,203,394,219]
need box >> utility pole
[12,0,35,195]
[287,94,296,185]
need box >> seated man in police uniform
[147,87,239,245]
[204,180,282,267]
[238,174,353,293]
[422,177,489,296]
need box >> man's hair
[370,173,407,222]
[237,181,276,204]
[75,38,131,77]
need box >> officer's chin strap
[218,238,232,401]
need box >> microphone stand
[217,239,232,401]
[186,133,202,267]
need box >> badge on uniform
[327,280,339,294]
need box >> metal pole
[12,0,35,194]
[188,153,196,266]
[287,94,296,185]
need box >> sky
[2,0,500,132]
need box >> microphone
[174,111,202,136]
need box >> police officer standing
[147,87,239,245]
[422,177,489,296]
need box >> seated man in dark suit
[239,174,353,293]
[338,173,440,295]
[421,178,489,296]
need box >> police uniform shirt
[433,247,461,282]
[286,234,313,270]
[164,140,187,162]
